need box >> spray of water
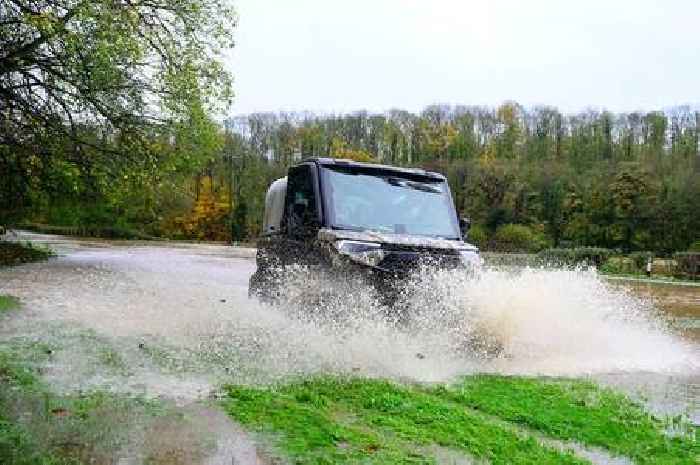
[225,264,698,383]
[1,246,696,392]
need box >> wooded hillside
[223,103,699,254]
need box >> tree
[418,119,457,160]
[1,0,235,139]
[609,170,653,252]
[538,175,566,246]
[495,102,523,159]
[0,0,236,220]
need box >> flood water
[0,231,698,463]
[600,279,699,425]
[611,279,700,340]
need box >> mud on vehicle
[249,158,480,308]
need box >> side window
[285,164,320,235]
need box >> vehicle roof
[299,157,446,180]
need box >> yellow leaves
[479,143,497,166]
[495,101,524,159]
[330,138,374,163]
[496,102,520,126]
[419,121,457,159]
[174,175,230,241]
[28,155,42,168]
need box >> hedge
[537,247,615,267]
[491,224,550,253]
[673,252,700,280]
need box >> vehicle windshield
[323,167,460,239]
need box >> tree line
[224,103,699,254]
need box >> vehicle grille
[378,250,462,273]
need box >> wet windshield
[323,167,460,238]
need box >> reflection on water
[612,280,700,339]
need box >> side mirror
[459,217,471,238]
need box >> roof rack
[299,157,445,180]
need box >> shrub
[600,256,635,274]
[629,251,654,271]
[492,224,549,253]
[466,224,487,249]
[673,252,700,280]
[0,241,54,267]
[538,247,615,267]
[689,240,700,252]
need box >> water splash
[249,265,697,382]
[0,244,696,396]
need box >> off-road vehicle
[249,158,480,305]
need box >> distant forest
[222,103,699,253]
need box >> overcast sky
[228,0,699,116]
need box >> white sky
[228,0,699,116]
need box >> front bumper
[334,247,475,307]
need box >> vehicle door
[279,163,323,267]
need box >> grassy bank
[223,376,698,465]
[0,241,54,267]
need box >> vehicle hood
[318,228,478,252]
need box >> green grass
[0,352,73,465]
[0,325,132,378]
[97,347,127,371]
[435,375,698,465]
[0,295,20,312]
[224,378,589,465]
[223,376,698,465]
[0,421,77,465]
[0,344,249,465]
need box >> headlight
[335,240,385,267]
[459,250,482,269]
